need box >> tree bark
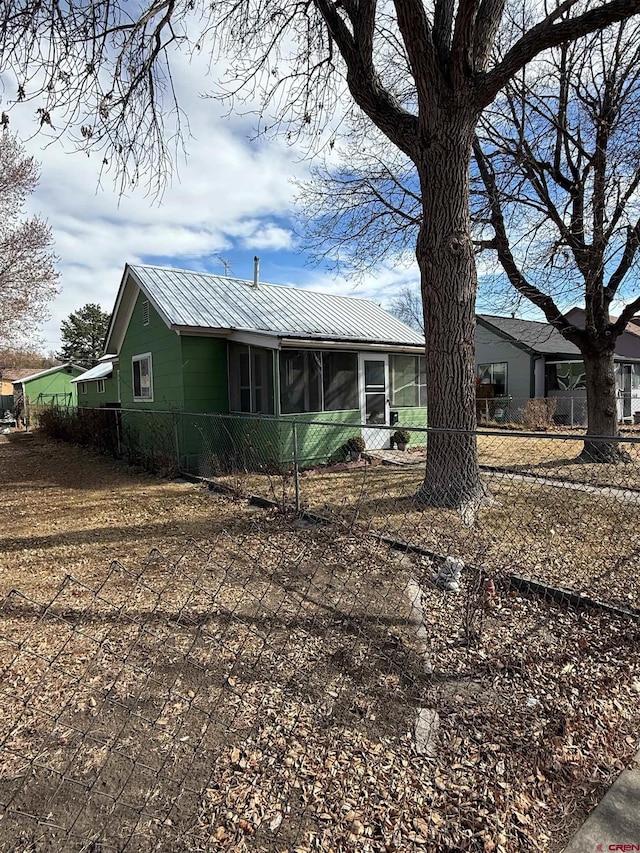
[414,106,486,509]
[580,348,629,462]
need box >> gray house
[476,311,640,424]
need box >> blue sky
[3,49,421,355]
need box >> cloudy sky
[5,49,422,355]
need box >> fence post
[571,397,574,428]
[292,421,300,513]
[115,410,122,458]
[173,412,181,472]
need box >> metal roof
[477,314,580,356]
[128,264,425,347]
[71,362,114,383]
[12,363,85,385]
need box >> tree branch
[610,292,640,336]
[473,137,583,345]
[314,0,420,155]
[477,0,640,107]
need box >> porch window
[478,362,508,396]
[280,350,321,414]
[279,350,357,413]
[323,352,357,411]
[132,353,153,401]
[546,361,585,391]
[79,382,87,394]
[228,343,274,414]
[97,379,105,394]
[390,355,427,407]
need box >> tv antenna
[215,255,233,276]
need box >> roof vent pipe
[253,256,260,288]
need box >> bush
[519,398,557,430]
[392,429,411,446]
[345,435,366,453]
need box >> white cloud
[2,47,315,352]
[1,43,421,354]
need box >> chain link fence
[477,394,640,428]
[36,405,640,613]
[7,405,638,850]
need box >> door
[359,355,390,449]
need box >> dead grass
[215,454,640,611]
[0,433,639,853]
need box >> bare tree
[3,0,640,506]
[389,285,424,334]
[296,118,421,277]
[474,19,640,461]
[0,131,59,346]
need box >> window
[390,355,427,407]
[97,379,105,394]
[418,356,427,407]
[323,352,357,411]
[279,349,357,414]
[280,350,321,414]
[228,344,274,414]
[546,361,585,391]
[132,353,153,401]
[478,362,508,396]
[142,300,150,326]
[79,382,87,394]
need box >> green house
[89,263,427,469]
[72,357,119,408]
[13,363,83,425]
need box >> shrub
[392,429,411,446]
[345,435,366,453]
[519,398,557,430]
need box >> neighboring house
[12,363,84,425]
[72,356,119,408]
[94,263,427,466]
[476,312,640,424]
[0,367,44,410]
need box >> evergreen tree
[57,304,110,368]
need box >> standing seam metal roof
[129,265,424,346]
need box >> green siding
[119,292,184,410]
[280,409,361,465]
[23,367,82,407]
[392,407,428,432]
[77,374,119,408]
[181,336,229,413]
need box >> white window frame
[132,352,154,402]
[96,379,105,394]
[477,362,508,396]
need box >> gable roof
[477,314,580,356]
[12,363,85,385]
[105,264,425,353]
[0,367,50,383]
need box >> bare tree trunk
[580,349,629,462]
[414,110,485,509]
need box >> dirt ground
[216,438,640,610]
[1,434,639,853]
